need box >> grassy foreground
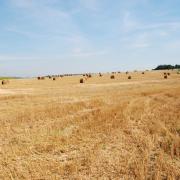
[0,70,179,179]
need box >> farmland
[0,70,180,179]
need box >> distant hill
[154,64,180,70]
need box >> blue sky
[0,0,180,76]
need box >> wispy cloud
[119,9,180,50]
[7,0,94,54]
[137,22,180,32]
[121,10,180,33]
[6,26,44,38]
[0,48,107,62]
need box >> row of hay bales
[37,71,146,81]
[37,73,76,80]
[37,76,58,80]
[37,73,86,80]
[111,71,146,74]
[80,74,133,83]
[37,70,176,84]
[54,71,147,83]
[110,75,132,79]
[79,70,173,83]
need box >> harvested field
[0,70,180,179]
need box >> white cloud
[119,9,180,50]
[138,22,180,32]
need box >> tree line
[154,64,180,70]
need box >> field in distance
[0,70,180,179]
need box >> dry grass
[0,70,180,179]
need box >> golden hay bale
[99,73,102,77]
[167,73,170,76]
[53,77,56,81]
[128,76,132,79]
[164,72,167,75]
[126,71,129,74]
[2,80,9,85]
[164,75,168,79]
[110,75,115,79]
[80,78,84,83]
[142,72,145,74]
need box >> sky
[0,0,180,77]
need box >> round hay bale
[126,71,129,74]
[53,77,56,81]
[128,76,132,79]
[164,72,167,75]
[37,77,41,80]
[164,75,167,79]
[110,75,115,79]
[80,78,84,83]
[99,73,102,77]
[142,72,145,74]
[167,73,170,76]
[2,80,9,85]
